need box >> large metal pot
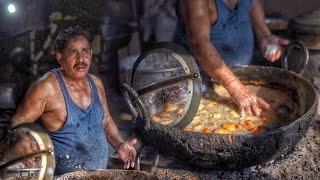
[131,66,318,169]
[56,145,160,180]
[55,169,158,180]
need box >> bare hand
[117,139,137,169]
[260,35,289,62]
[227,81,270,116]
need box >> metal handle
[122,87,139,120]
[135,145,159,175]
[281,40,309,75]
[137,73,200,96]
[0,149,53,171]
[122,83,150,121]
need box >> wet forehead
[64,36,90,51]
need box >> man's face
[56,35,92,80]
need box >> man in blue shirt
[175,0,289,116]
[11,27,136,175]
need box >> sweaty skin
[178,0,288,116]
[11,36,136,169]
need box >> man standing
[175,0,289,116]
[10,27,136,175]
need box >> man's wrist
[259,33,272,42]
[224,78,240,89]
[224,78,246,96]
[116,141,125,151]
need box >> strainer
[122,42,201,128]
[0,124,55,179]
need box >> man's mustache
[74,62,88,68]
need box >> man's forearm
[190,39,242,92]
[104,118,125,151]
[250,0,271,41]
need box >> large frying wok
[124,64,318,169]
[55,169,158,180]
[56,144,160,179]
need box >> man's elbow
[10,116,27,128]
[10,119,20,128]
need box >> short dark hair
[55,26,92,52]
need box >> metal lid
[281,41,309,75]
[123,42,202,128]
